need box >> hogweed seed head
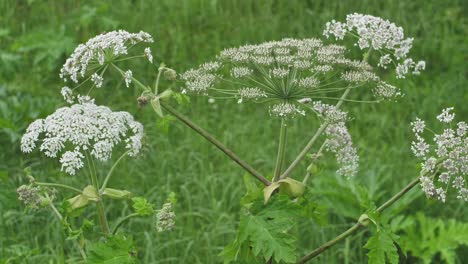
[21,101,144,175]
[411,108,467,202]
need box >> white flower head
[124,70,133,88]
[144,47,153,63]
[60,30,153,83]
[91,73,103,88]
[181,37,394,118]
[323,13,425,78]
[21,101,144,175]
[437,107,455,123]
[61,86,75,104]
[412,108,467,202]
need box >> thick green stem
[87,157,110,234]
[273,119,288,181]
[160,102,271,186]
[35,182,82,194]
[280,87,351,180]
[111,213,140,235]
[297,176,420,263]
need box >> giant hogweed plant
[17,14,467,263]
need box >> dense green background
[0,0,466,263]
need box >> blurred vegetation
[0,0,466,263]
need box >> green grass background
[0,0,466,263]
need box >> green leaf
[240,174,262,206]
[131,197,154,216]
[87,234,137,264]
[222,195,300,263]
[395,213,468,264]
[156,114,176,134]
[364,228,399,264]
[173,93,190,106]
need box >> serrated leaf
[241,174,263,206]
[222,194,299,263]
[131,197,154,216]
[396,213,468,264]
[364,229,399,264]
[87,234,137,264]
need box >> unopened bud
[163,69,177,81]
[137,96,150,107]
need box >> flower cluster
[313,101,359,177]
[155,202,175,232]
[59,30,153,83]
[323,13,425,79]
[17,185,43,209]
[21,101,144,175]
[411,108,467,202]
[181,37,393,118]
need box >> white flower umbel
[21,101,144,175]
[313,101,359,177]
[411,108,468,202]
[324,13,425,79]
[181,38,386,118]
[60,30,153,83]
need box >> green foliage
[131,197,154,216]
[395,213,468,264]
[1,0,466,263]
[156,114,176,135]
[221,195,301,263]
[364,227,399,264]
[87,234,137,264]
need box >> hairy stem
[111,213,140,235]
[280,87,351,180]
[273,119,288,181]
[297,176,420,263]
[160,102,271,186]
[35,182,82,194]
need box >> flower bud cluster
[155,202,175,232]
[17,185,43,209]
[411,108,467,202]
